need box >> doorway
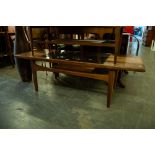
[133,26,145,41]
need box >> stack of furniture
[30,26,122,107]
[142,26,155,46]
[15,26,145,108]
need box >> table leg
[52,63,59,79]
[54,73,59,79]
[107,71,115,107]
[114,70,119,88]
[31,61,38,91]
[117,70,125,88]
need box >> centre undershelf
[43,51,111,64]
[33,39,116,47]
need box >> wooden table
[15,51,145,107]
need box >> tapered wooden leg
[107,71,115,108]
[52,62,59,79]
[49,62,52,68]
[114,70,119,88]
[45,62,48,76]
[9,55,14,68]
[54,73,59,79]
[31,61,38,91]
[117,70,125,88]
